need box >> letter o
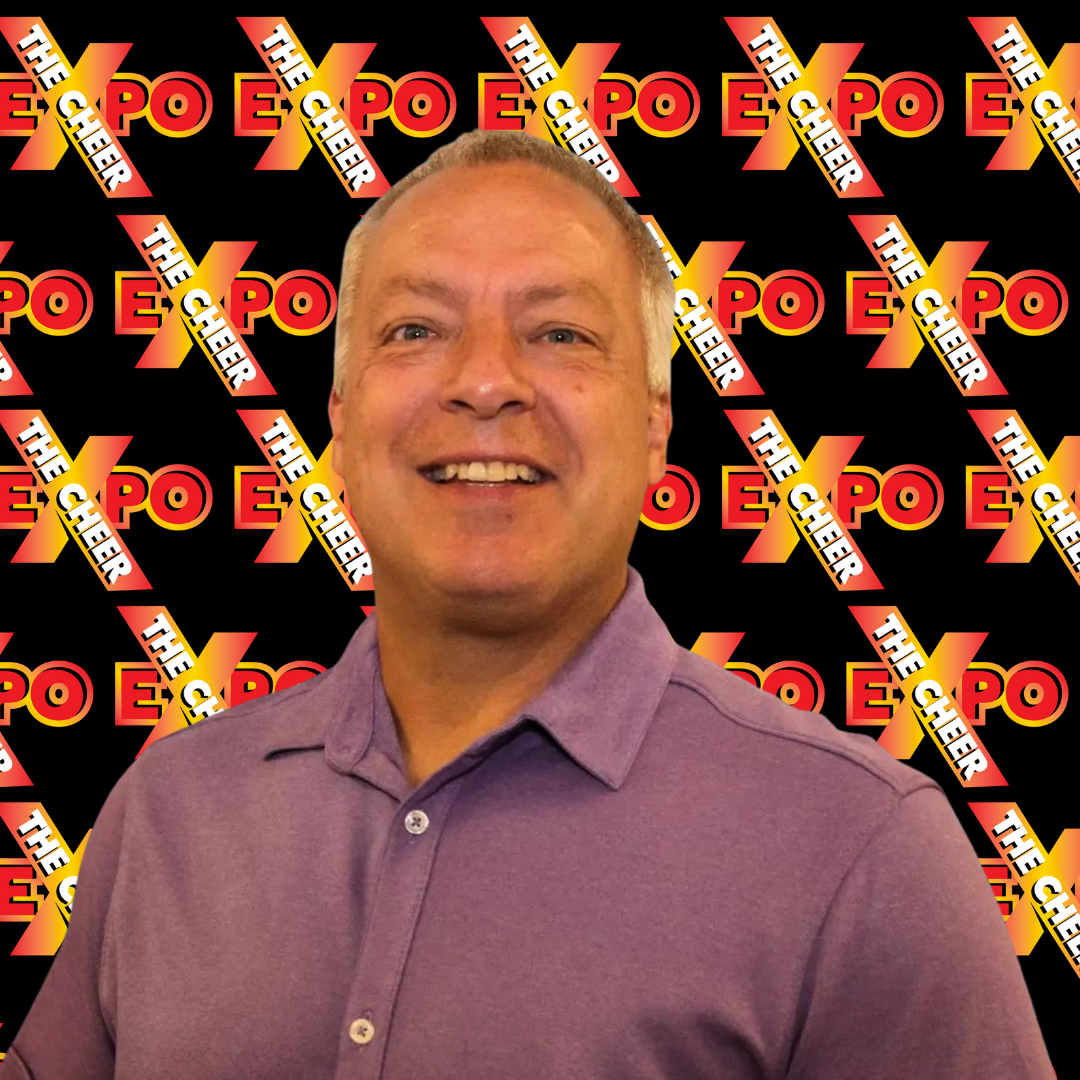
[27,662,93,727]
[761,661,824,712]
[634,72,699,136]
[877,465,944,530]
[391,72,455,136]
[1002,271,1067,336]
[147,72,212,136]
[878,72,943,136]
[1002,662,1067,727]
[271,271,337,336]
[147,465,212,529]
[758,271,824,335]
[27,272,92,335]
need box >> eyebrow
[374,275,614,312]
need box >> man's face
[329,161,672,618]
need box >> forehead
[358,162,639,300]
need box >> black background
[0,14,1073,1069]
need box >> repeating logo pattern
[0,13,1075,1069]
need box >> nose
[438,313,537,419]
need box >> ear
[329,386,346,479]
[645,388,672,487]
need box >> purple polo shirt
[5,566,1053,1079]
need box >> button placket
[335,787,458,1079]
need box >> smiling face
[329,161,671,626]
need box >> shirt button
[349,1018,375,1044]
[404,809,429,835]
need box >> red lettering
[969,77,1014,133]
[117,665,164,725]
[228,275,273,332]
[968,469,1013,526]
[591,76,635,135]
[0,76,40,133]
[759,272,821,334]
[349,78,393,137]
[102,469,150,527]
[1004,272,1065,334]
[116,275,166,333]
[957,275,1005,333]
[148,75,210,135]
[27,663,91,726]
[237,469,285,527]
[480,77,529,131]
[834,470,880,528]
[723,468,771,526]
[848,664,896,723]
[761,664,821,712]
[714,277,760,333]
[879,466,942,528]
[957,667,1005,722]
[635,73,697,135]
[148,467,211,529]
[848,274,895,332]
[0,469,37,525]
[723,76,771,134]
[1004,663,1067,726]
[0,277,29,332]
[236,78,283,133]
[833,78,880,135]
[229,667,272,707]
[880,74,941,135]
[103,77,149,135]
[273,272,334,334]
[29,273,90,334]
[392,74,452,134]
[0,667,29,722]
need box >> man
[6,130,1054,1078]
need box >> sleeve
[786,785,1056,1080]
[3,767,136,1079]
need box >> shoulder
[649,644,941,814]
[131,659,343,787]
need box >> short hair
[333,129,674,400]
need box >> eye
[388,323,434,342]
[542,327,584,345]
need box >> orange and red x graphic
[726,410,881,589]
[118,214,275,395]
[236,17,389,197]
[0,410,149,590]
[0,802,88,954]
[117,606,256,757]
[640,216,762,396]
[481,17,637,197]
[0,17,150,197]
[237,410,373,589]
[970,802,1080,975]
[970,410,1080,581]
[969,17,1080,191]
[724,17,881,197]
[849,215,1007,395]
[848,605,1005,786]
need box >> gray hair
[332,129,674,399]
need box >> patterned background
[0,13,1074,1070]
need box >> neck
[374,564,629,788]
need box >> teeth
[429,461,544,483]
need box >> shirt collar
[262,565,678,791]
